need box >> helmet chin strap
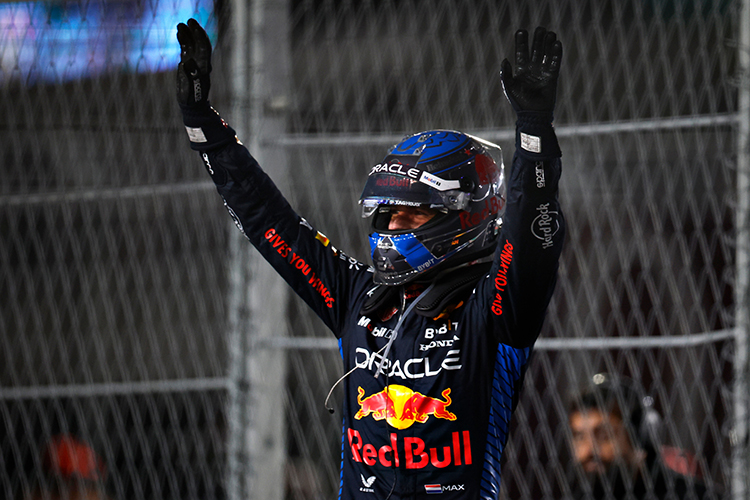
[374,282,436,378]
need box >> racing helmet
[359,130,506,285]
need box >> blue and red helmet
[359,130,506,285]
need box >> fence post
[734,0,750,497]
[226,1,290,499]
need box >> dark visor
[359,154,469,217]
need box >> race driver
[176,19,564,500]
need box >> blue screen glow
[0,0,216,84]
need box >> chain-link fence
[1,0,746,499]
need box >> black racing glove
[501,26,563,159]
[501,26,562,117]
[175,19,237,151]
[176,18,212,107]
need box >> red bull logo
[347,428,472,469]
[354,385,456,430]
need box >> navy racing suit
[180,103,565,499]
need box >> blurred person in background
[176,18,564,499]
[567,373,712,500]
[23,434,112,500]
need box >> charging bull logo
[354,385,457,430]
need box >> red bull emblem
[354,385,456,430]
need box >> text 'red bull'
[459,197,504,230]
[348,429,472,469]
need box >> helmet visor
[359,154,470,217]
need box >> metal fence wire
[1,0,747,499]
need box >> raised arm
[486,26,565,348]
[175,19,372,335]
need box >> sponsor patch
[535,161,546,188]
[360,474,375,493]
[264,227,335,308]
[348,428,472,469]
[354,347,462,381]
[419,171,461,191]
[425,484,443,494]
[201,153,214,174]
[491,240,514,315]
[368,156,420,179]
[531,203,560,249]
[424,484,465,493]
[185,126,207,143]
[315,231,330,247]
[520,132,541,153]
[224,200,245,235]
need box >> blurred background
[0,0,745,498]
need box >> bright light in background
[0,0,215,85]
